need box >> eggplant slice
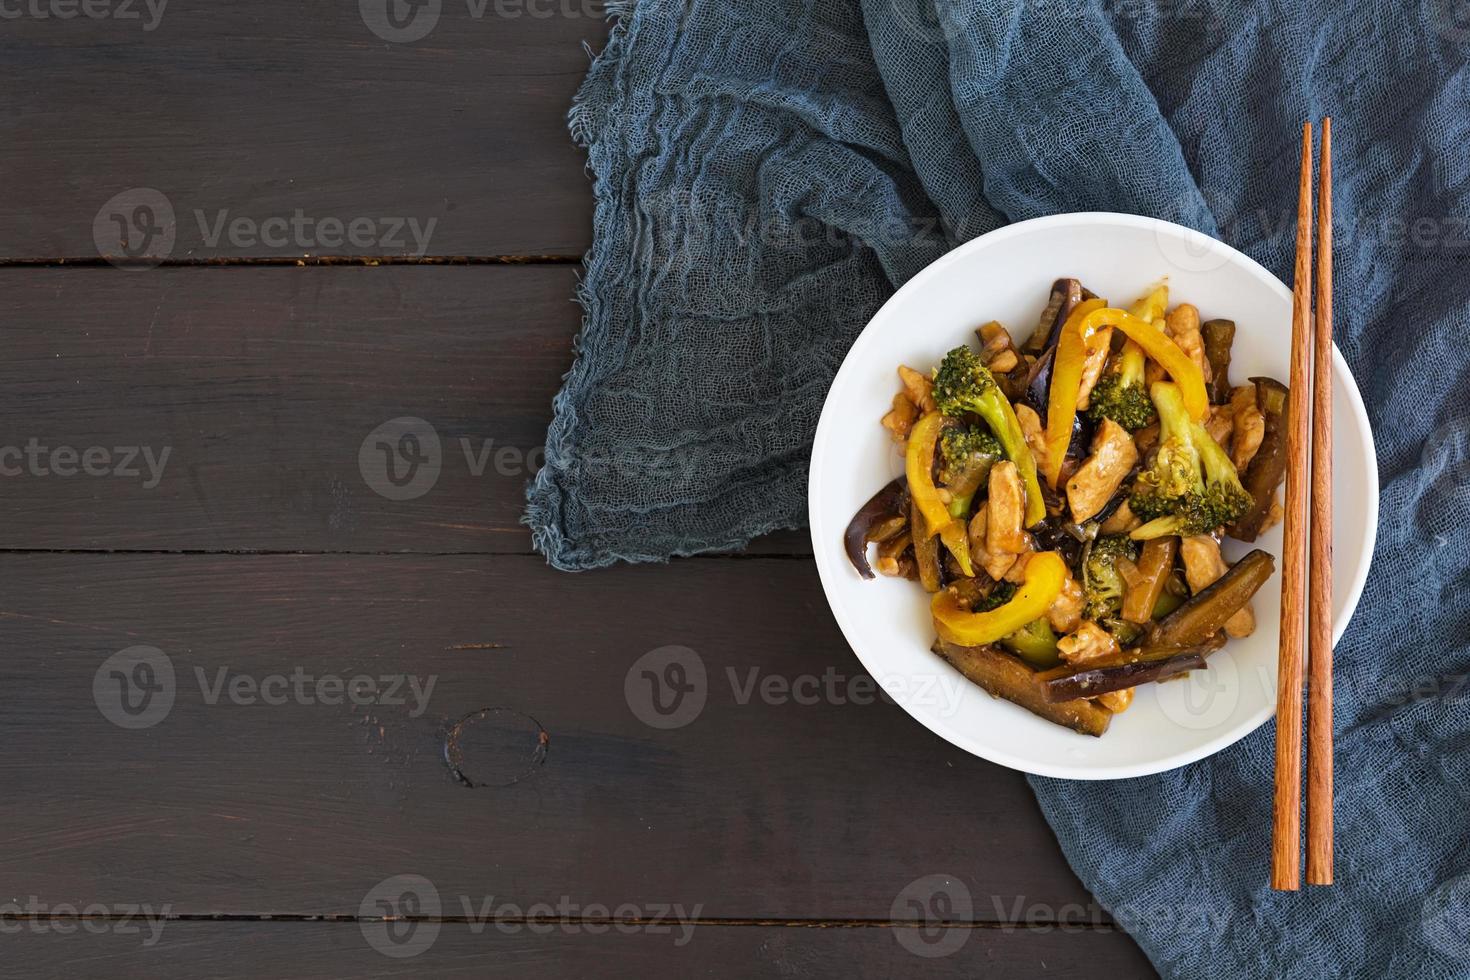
[843,477,908,579]
[934,639,1113,737]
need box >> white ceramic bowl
[809,212,1377,780]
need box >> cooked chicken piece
[1099,498,1142,535]
[1180,534,1255,637]
[968,510,1017,582]
[1001,538,1037,583]
[986,461,1028,554]
[881,391,917,443]
[1206,405,1234,447]
[1076,327,1114,410]
[1144,304,1206,387]
[1014,403,1050,478]
[1230,385,1265,471]
[898,364,936,414]
[1179,534,1227,591]
[1096,688,1135,713]
[1057,620,1121,665]
[1046,572,1085,634]
[1166,303,1211,382]
[1066,418,1139,523]
[978,321,1019,374]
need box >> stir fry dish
[844,278,1288,736]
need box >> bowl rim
[808,210,1379,780]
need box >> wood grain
[4,920,1156,979]
[0,552,1099,919]
[0,4,606,260]
[1306,117,1334,886]
[0,266,814,556]
[1271,120,1312,892]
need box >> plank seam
[0,548,814,559]
[0,256,582,268]
[0,913,1118,931]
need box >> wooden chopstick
[1306,118,1335,886]
[1272,120,1314,892]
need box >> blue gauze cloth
[529,1,1470,974]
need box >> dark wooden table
[1,5,1158,976]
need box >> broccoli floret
[1129,381,1200,521]
[1090,288,1166,432]
[931,346,1045,526]
[974,580,1017,612]
[931,345,1004,419]
[1087,367,1156,432]
[938,425,1002,518]
[940,425,1002,468]
[1128,382,1253,540]
[1082,534,1138,622]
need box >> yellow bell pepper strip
[1043,298,1106,487]
[937,519,975,577]
[931,551,1067,647]
[905,411,952,539]
[1118,314,1208,416]
[1044,302,1209,487]
[905,411,978,574]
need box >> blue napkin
[530,1,1470,974]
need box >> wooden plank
[5,921,1155,978]
[0,3,605,260]
[0,266,815,555]
[0,265,569,551]
[0,553,1096,919]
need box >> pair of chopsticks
[1272,119,1334,890]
